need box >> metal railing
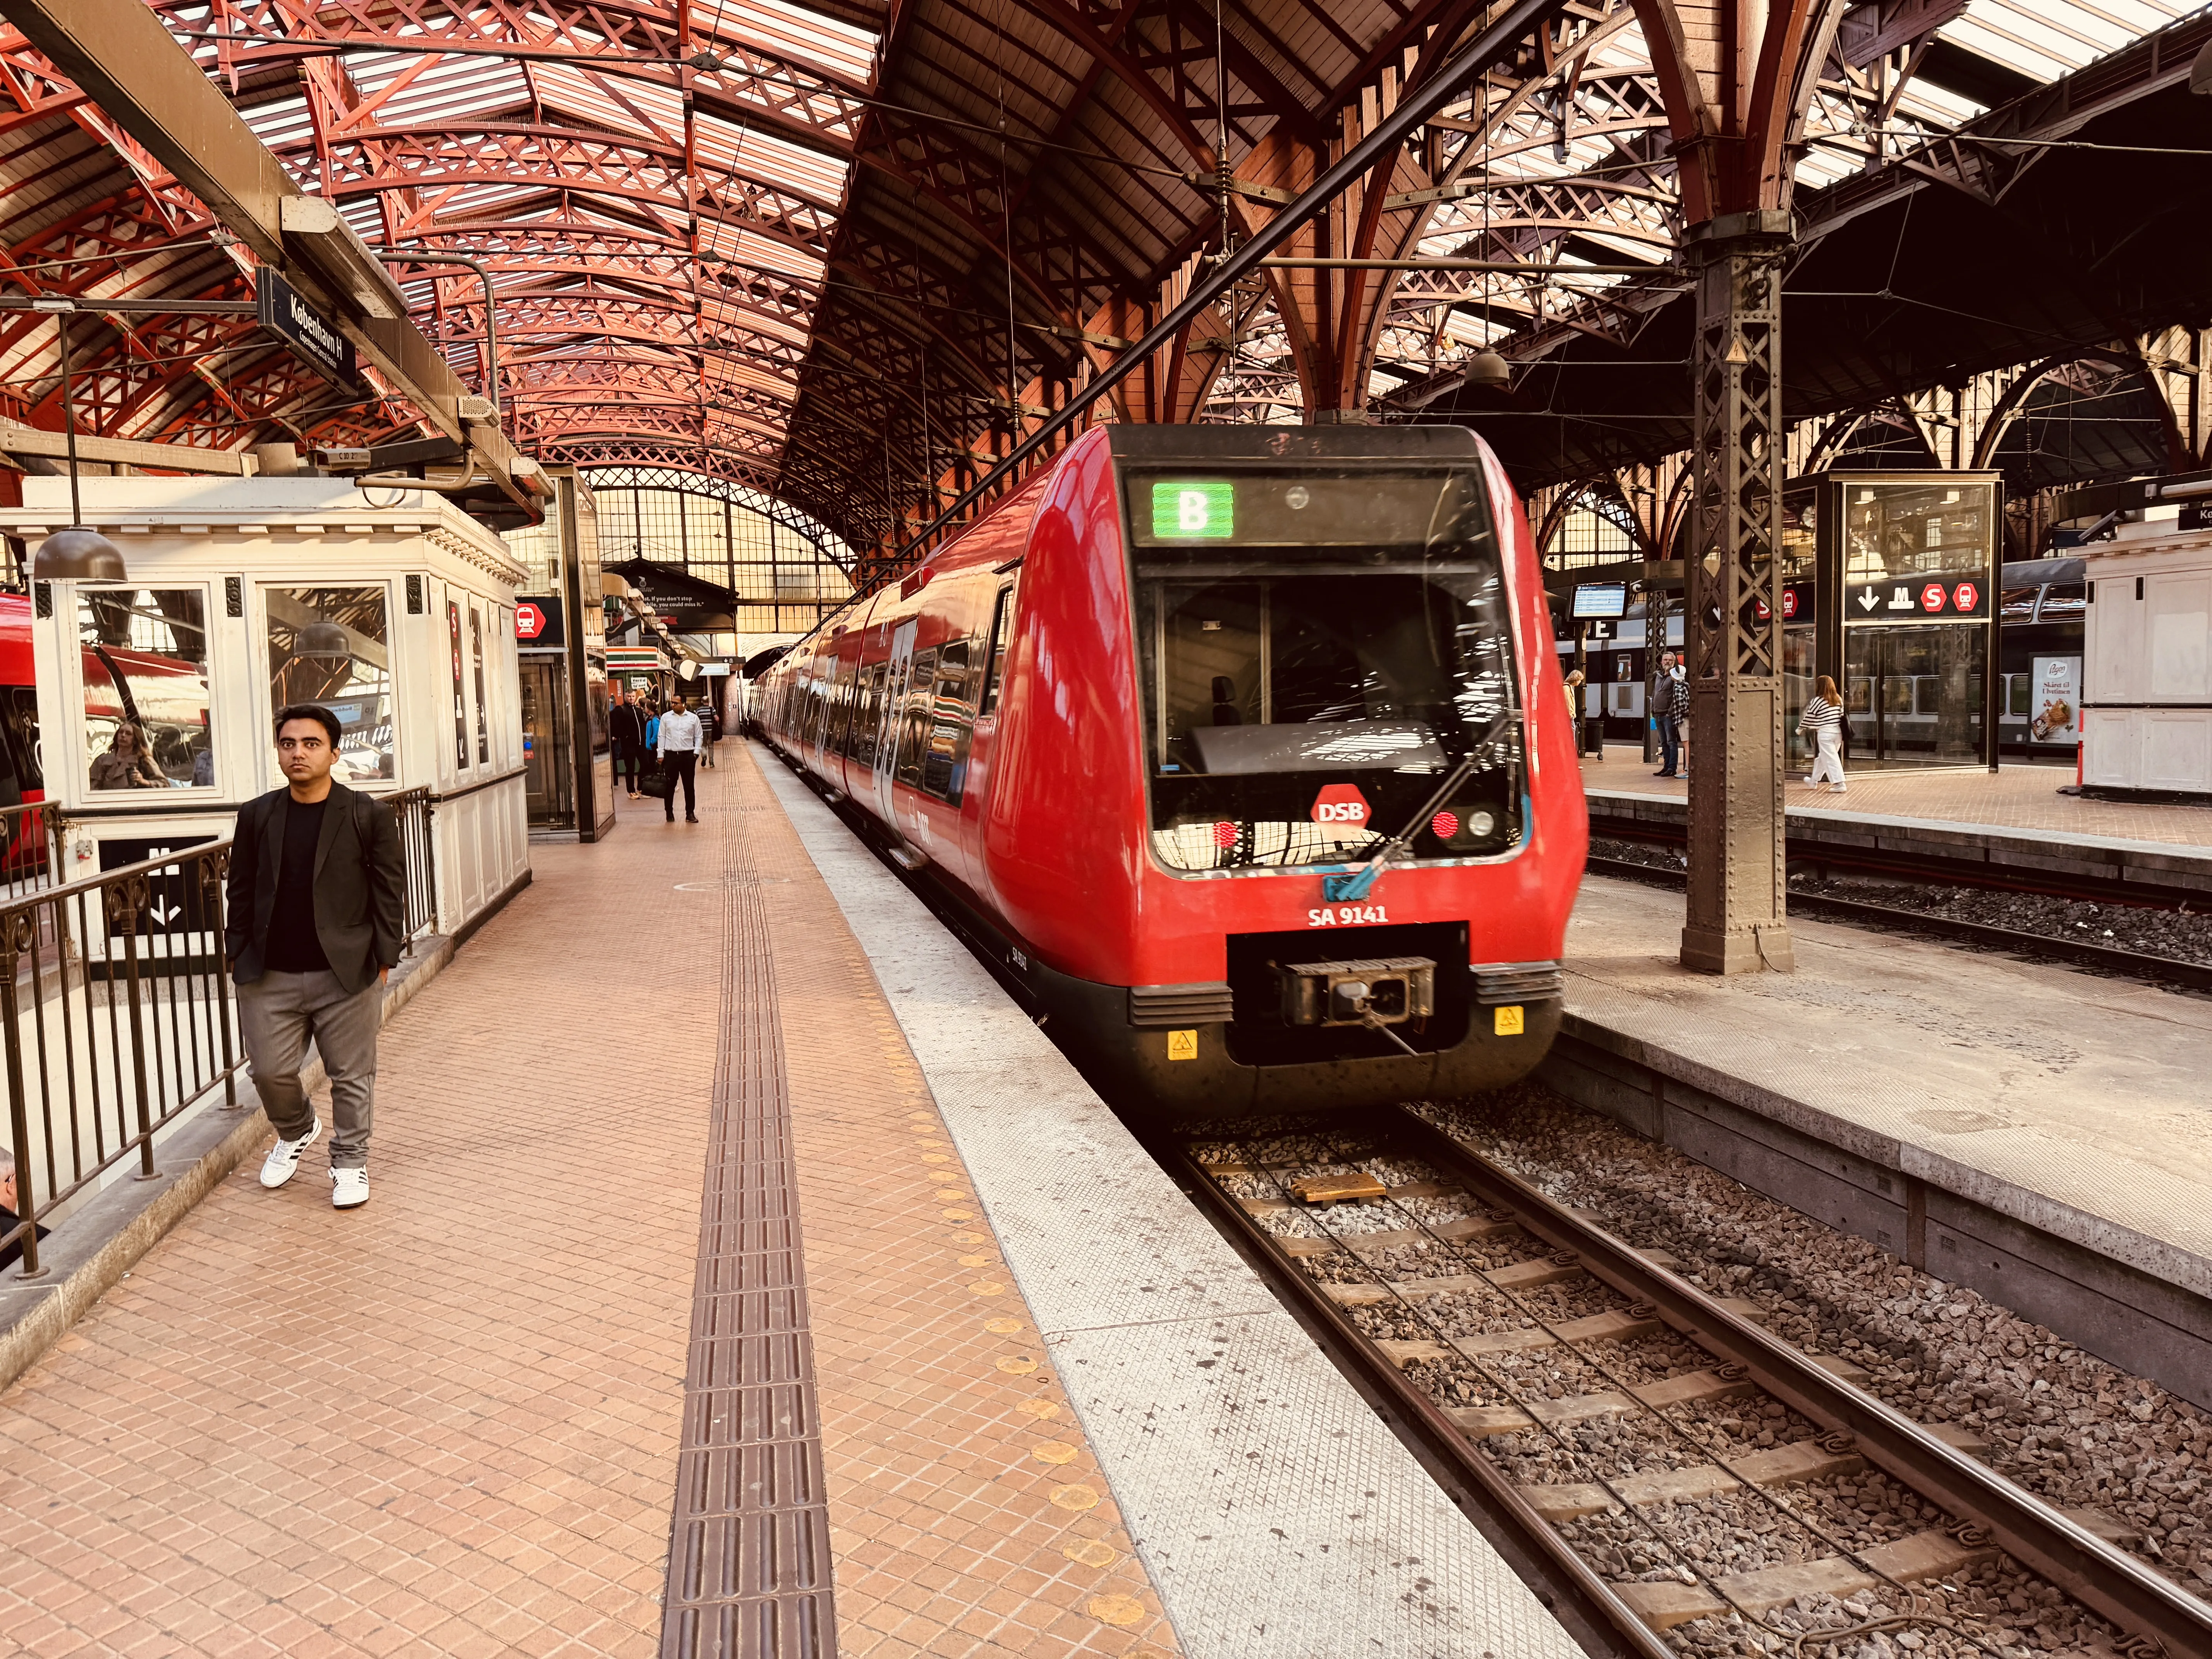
[0,800,69,902]
[1,838,242,1278]
[388,785,436,939]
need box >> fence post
[115,878,159,1181]
[207,851,240,1108]
[1,909,45,1277]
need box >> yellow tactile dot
[908,1111,934,1120]
[958,1253,993,1267]
[1030,1442,1079,1465]
[953,1230,986,1244]
[984,1317,1023,1334]
[969,1281,1005,1296]
[996,1355,1039,1375]
[940,1209,974,1221]
[1049,1484,1100,1511]
[1087,1594,1146,1627]
[921,1152,950,1163]
[1016,1399,1060,1420]
[935,1190,969,1203]
[1061,1538,1120,1568]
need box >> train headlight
[1467,809,1496,838]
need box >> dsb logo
[1311,784,1371,826]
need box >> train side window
[920,642,972,804]
[835,658,863,757]
[2,687,39,795]
[894,647,936,788]
[855,660,888,766]
[979,586,1016,716]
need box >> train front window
[1127,467,1522,872]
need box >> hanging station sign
[256,269,358,388]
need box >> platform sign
[98,837,216,941]
[256,268,357,388]
[1310,783,1371,827]
[1847,572,1990,623]
[514,596,563,646]
[1151,479,1235,539]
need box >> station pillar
[1681,213,1796,975]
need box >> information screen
[1571,583,1627,619]
[1131,470,1476,548]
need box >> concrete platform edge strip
[0,932,457,1400]
[1584,787,2212,877]
[749,748,1587,1659]
[1542,1018,2212,1413]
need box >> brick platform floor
[0,759,1179,1659]
[1580,744,2212,845]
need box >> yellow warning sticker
[1167,1029,1199,1061]
[1493,1005,1525,1036]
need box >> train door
[873,618,917,826]
[960,581,1018,880]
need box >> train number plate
[1307,904,1388,927]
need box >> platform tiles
[749,747,1587,1659]
[1551,874,2212,1407]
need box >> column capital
[1681,211,1795,262]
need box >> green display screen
[1151,479,1235,539]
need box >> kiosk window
[78,587,214,792]
[471,606,490,765]
[447,600,467,771]
[268,585,395,783]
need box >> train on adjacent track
[758,424,1587,1119]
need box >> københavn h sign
[256,268,358,388]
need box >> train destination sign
[1152,479,1235,539]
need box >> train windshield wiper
[1320,723,1506,903]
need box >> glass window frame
[72,581,221,802]
[259,579,400,794]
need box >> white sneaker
[331,1167,369,1209]
[259,1119,321,1188]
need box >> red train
[759,425,1587,1118]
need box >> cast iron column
[1681,214,1795,975]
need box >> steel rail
[886,0,1570,568]
[1149,1130,1678,1659]
[1388,1109,2212,1657]
[1584,854,2212,993]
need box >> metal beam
[0,420,256,475]
[3,0,537,517]
[891,0,1569,563]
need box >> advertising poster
[2030,656,2080,744]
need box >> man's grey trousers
[237,970,380,1169]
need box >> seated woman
[89,722,165,791]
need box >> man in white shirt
[657,692,704,824]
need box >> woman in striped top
[1800,674,1847,792]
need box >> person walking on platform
[1654,651,1688,778]
[658,691,704,824]
[608,689,647,800]
[1800,673,1848,793]
[225,704,406,1210]
[698,696,720,768]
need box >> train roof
[1104,424,1487,465]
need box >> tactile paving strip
[661,803,837,1659]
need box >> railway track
[1583,854,2212,996]
[1162,1106,2212,1659]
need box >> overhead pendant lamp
[1463,349,1512,393]
[297,620,354,659]
[30,300,127,582]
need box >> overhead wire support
[888,0,1570,568]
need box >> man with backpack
[225,703,407,1210]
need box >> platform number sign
[98,838,216,939]
[1152,479,1234,539]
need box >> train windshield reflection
[1128,467,1522,873]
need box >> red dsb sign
[515,601,548,640]
[1312,784,1371,826]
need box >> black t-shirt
[264,797,331,974]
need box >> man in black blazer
[225,704,407,1209]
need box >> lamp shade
[296,620,354,659]
[1462,349,1512,393]
[32,526,127,581]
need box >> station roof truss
[0,0,2204,555]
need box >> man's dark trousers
[665,751,698,820]
[1657,714,1681,777]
